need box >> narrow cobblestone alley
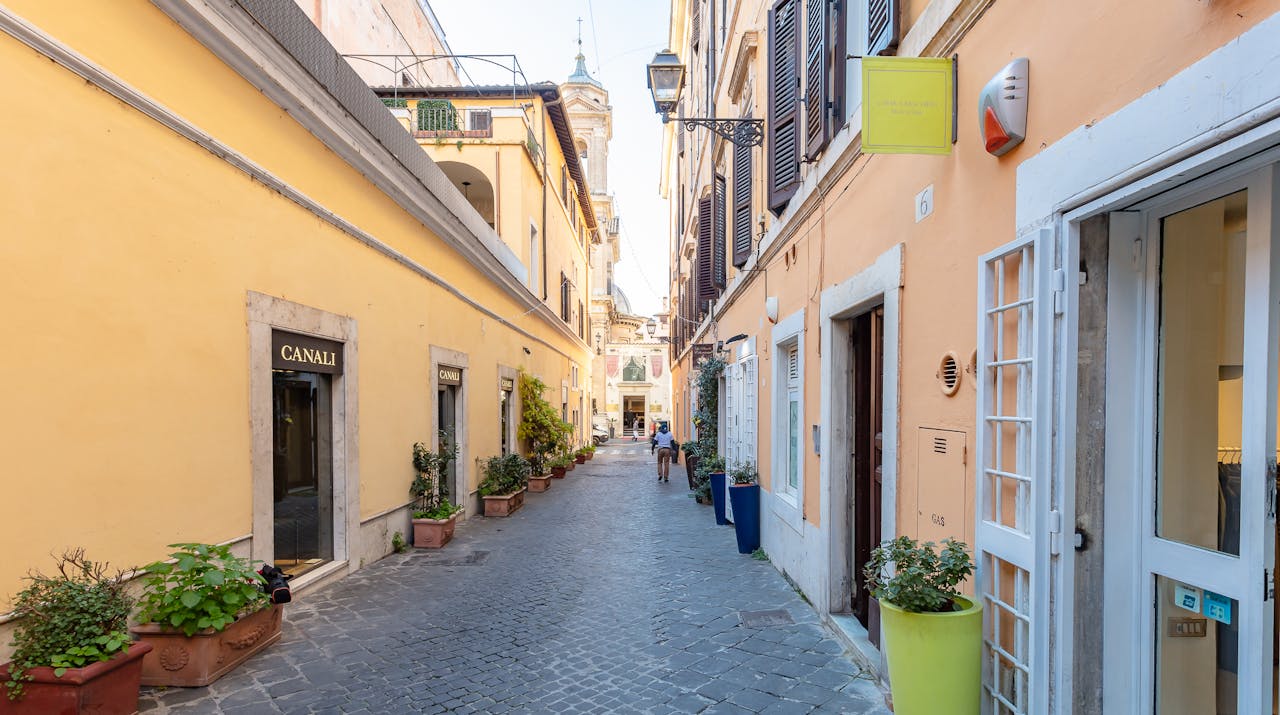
[138,446,891,714]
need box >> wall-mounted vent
[933,435,948,454]
[938,351,961,396]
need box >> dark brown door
[851,308,885,646]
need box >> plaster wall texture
[667,0,1280,623]
[0,0,592,612]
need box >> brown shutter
[696,197,716,305]
[767,0,801,215]
[804,0,830,156]
[691,0,702,51]
[867,0,900,56]
[713,174,727,289]
[831,0,848,132]
[732,140,754,267]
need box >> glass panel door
[1140,166,1278,714]
[272,370,333,577]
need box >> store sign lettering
[279,345,338,368]
[439,367,462,386]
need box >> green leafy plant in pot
[479,453,531,516]
[411,433,463,548]
[863,536,981,715]
[2,549,150,713]
[131,543,280,687]
[517,371,572,476]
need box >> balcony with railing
[405,100,493,139]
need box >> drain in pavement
[416,550,490,566]
[738,609,794,628]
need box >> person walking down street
[651,424,678,483]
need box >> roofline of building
[372,84,598,234]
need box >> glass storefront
[271,369,334,577]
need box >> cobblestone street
[139,445,890,714]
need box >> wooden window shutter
[713,174,727,289]
[867,0,900,56]
[697,197,716,305]
[691,0,702,51]
[805,0,831,156]
[767,0,802,215]
[732,140,754,267]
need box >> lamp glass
[646,51,685,115]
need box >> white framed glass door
[1122,165,1279,714]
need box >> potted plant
[564,450,577,471]
[131,543,280,687]
[863,537,981,715]
[583,444,596,460]
[527,462,553,493]
[573,446,588,465]
[1,549,151,714]
[727,462,761,554]
[410,435,463,548]
[548,453,571,478]
[479,453,530,517]
[517,371,573,480]
[701,455,729,524]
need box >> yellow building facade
[0,0,592,652]
[663,0,1280,712]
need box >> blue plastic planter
[710,471,729,525]
[728,484,761,554]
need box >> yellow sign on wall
[861,57,954,155]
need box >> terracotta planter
[132,605,282,687]
[574,454,587,464]
[528,475,552,492]
[566,462,576,471]
[0,641,152,715]
[551,466,567,478]
[584,452,594,461]
[412,511,461,548]
[482,489,526,516]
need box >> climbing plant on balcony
[416,99,459,132]
[517,370,572,475]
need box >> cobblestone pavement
[139,445,891,714]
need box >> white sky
[430,0,672,317]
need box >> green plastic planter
[879,596,982,715]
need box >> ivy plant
[4,550,134,700]
[136,543,268,637]
[686,356,726,500]
[863,536,974,613]
[517,370,572,475]
[411,433,460,519]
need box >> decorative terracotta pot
[566,462,576,471]
[0,641,152,715]
[132,605,282,687]
[528,475,553,492]
[551,466,567,478]
[574,454,586,464]
[482,489,526,516]
[584,452,593,461]
[412,511,461,548]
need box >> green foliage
[751,548,769,562]
[729,461,758,485]
[137,544,268,638]
[380,97,408,109]
[411,433,458,517]
[416,99,458,131]
[5,550,134,700]
[686,356,727,500]
[413,498,462,521]
[478,454,531,496]
[391,532,407,554]
[517,371,573,474]
[548,453,573,469]
[863,536,974,614]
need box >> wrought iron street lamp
[647,50,764,147]
[645,318,657,337]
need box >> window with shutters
[867,0,900,57]
[804,0,831,156]
[771,309,804,519]
[696,197,717,309]
[691,0,702,51]
[561,166,569,210]
[767,0,802,214]
[467,109,492,134]
[732,138,754,267]
[560,271,570,323]
[713,174,727,290]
